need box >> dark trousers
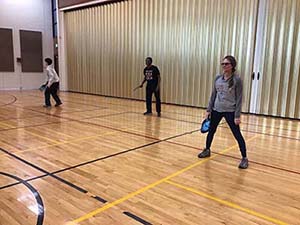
[146,85,161,113]
[44,82,61,106]
[206,110,247,158]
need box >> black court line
[0,94,17,107]
[0,174,48,190]
[0,147,107,204]
[58,117,300,177]
[44,129,198,175]
[0,128,199,191]
[0,97,200,194]
[0,172,44,225]
[1,120,299,225]
[2,94,300,188]
[2,126,300,193]
[123,212,152,225]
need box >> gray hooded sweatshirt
[207,74,243,118]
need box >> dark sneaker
[157,112,161,117]
[43,105,51,108]
[55,102,62,107]
[239,158,249,169]
[198,148,211,158]
[143,111,152,115]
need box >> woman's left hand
[234,118,241,125]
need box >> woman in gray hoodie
[198,55,248,169]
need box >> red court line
[0,107,108,122]
[165,140,300,176]
[29,91,300,135]
[64,91,300,132]
[0,111,131,132]
[4,94,300,176]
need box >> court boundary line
[0,172,44,225]
[1,92,298,224]
[0,128,199,190]
[1,112,299,192]
[165,180,288,225]
[2,94,299,142]
[0,146,108,204]
[0,94,17,107]
[71,137,256,223]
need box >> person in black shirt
[139,57,161,116]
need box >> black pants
[206,110,247,158]
[44,82,61,106]
[146,85,161,113]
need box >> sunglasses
[221,63,231,66]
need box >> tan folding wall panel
[65,0,258,110]
[255,0,300,118]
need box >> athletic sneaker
[157,112,161,117]
[239,158,248,169]
[143,111,152,115]
[198,148,211,158]
[43,105,51,108]
[55,102,62,107]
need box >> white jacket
[46,65,59,87]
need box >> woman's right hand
[205,111,211,119]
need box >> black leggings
[206,110,247,158]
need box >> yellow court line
[0,120,61,144]
[0,121,15,129]
[0,123,145,155]
[12,130,122,154]
[0,121,61,146]
[0,117,76,137]
[24,130,61,144]
[71,135,257,223]
[165,180,288,225]
[47,130,74,139]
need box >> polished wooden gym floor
[0,90,299,225]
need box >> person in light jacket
[43,58,62,107]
